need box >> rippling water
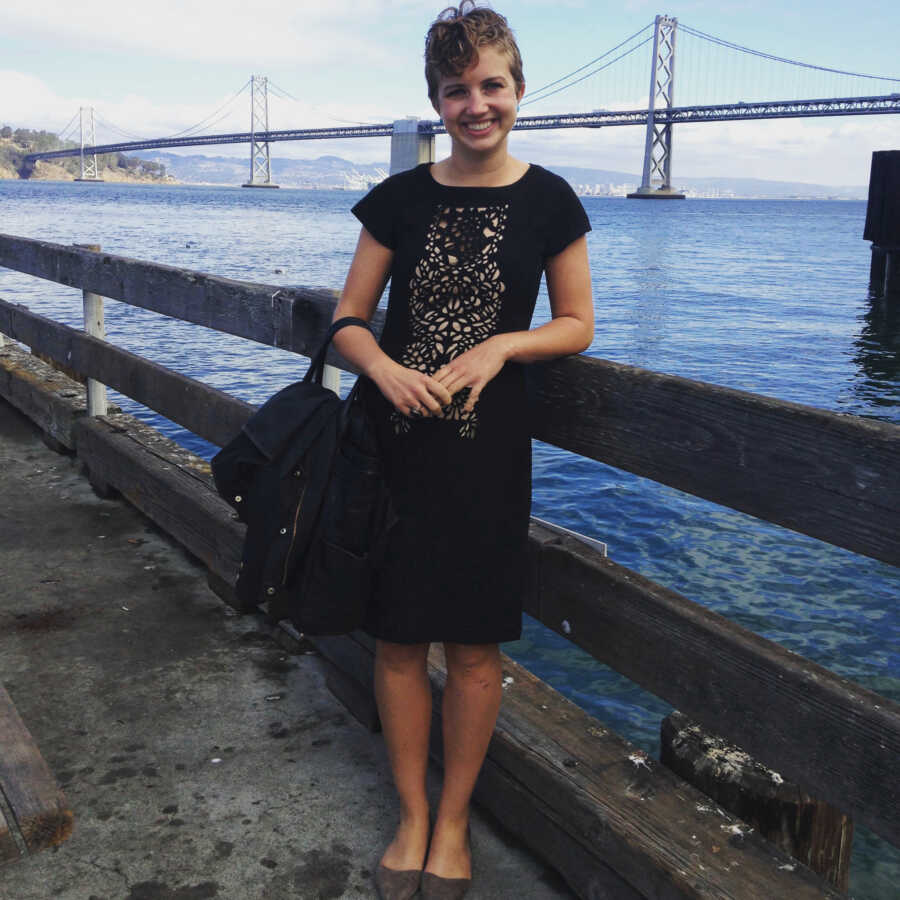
[1,179,897,896]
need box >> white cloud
[1,0,432,65]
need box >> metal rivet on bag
[279,527,287,535]
[266,587,275,596]
[234,495,242,503]
[293,469,302,478]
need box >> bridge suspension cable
[158,79,251,140]
[522,22,654,108]
[55,111,81,143]
[93,113,147,143]
[266,78,380,127]
[679,24,900,84]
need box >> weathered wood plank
[474,755,645,900]
[526,522,900,849]
[0,342,86,448]
[0,685,73,852]
[0,804,21,864]
[527,355,900,567]
[72,413,244,593]
[0,233,385,369]
[0,298,253,448]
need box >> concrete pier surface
[0,398,574,900]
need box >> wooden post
[660,711,853,891]
[74,243,108,415]
[322,363,341,397]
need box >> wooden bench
[0,684,73,864]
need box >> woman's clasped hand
[370,333,511,419]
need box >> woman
[331,4,593,898]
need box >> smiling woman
[328,3,594,899]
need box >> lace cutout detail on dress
[392,203,509,438]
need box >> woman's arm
[332,227,452,416]
[432,235,594,412]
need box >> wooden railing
[1,232,897,898]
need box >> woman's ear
[516,82,526,105]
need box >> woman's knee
[444,642,501,686]
[376,639,429,674]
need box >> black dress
[351,163,590,645]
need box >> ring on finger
[408,405,424,417]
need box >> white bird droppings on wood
[628,752,651,770]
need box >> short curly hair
[424,2,524,107]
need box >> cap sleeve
[543,175,591,258]
[351,176,400,250]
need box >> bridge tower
[628,15,685,199]
[75,107,103,182]
[243,75,279,189]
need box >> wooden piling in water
[661,711,854,891]
[864,150,900,298]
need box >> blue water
[1,179,897,897]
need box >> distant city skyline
[1,1,898,187]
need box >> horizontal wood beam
[527,356,900,567]
[526,523,900,848]
[0,342,86,449]
[0,298,252,448]
[0,232,384,369]
[2,233,897,566]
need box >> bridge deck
[0,398,573,899]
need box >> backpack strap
[304,316,373,384]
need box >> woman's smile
[462,119,497,136]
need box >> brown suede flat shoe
[420,871,471,900]
[374,862,422,900]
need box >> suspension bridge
[23,15,900,197]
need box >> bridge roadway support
[390,118,435,175]
[864,150,900,297]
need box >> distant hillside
[150,151,385,189]
[0,125,174,183]
[151,150,865,199]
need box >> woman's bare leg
[375,638,432,871]
[425,642,502,879]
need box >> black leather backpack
[211,317,394,634]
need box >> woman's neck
[432,147,528,188]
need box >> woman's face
[433,45,524,158]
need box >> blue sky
[2,0,898,185]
